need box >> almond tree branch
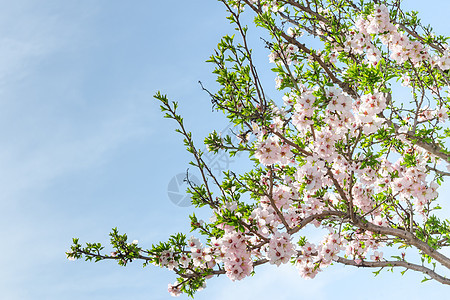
[335,256,450,285]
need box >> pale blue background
[1,1,449,299]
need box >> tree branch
[335,256,450,285]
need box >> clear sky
[1,0,450,299]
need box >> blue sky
[1,0,450,299]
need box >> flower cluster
[268,43,299,66]
[295,232,346,278]
[345,230,383,263]
[260,1,285,13]
[356,5,430,66]
[250,205,280,236]
[255,136,293,165]
[168,283,182,297]
[261,185,294,209]
[343,25,382,66]
[432,48,450,70]
[266,231,296,266]
[216,229,254,281]
[353,92,387,134]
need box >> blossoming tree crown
[67,0,450,297]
